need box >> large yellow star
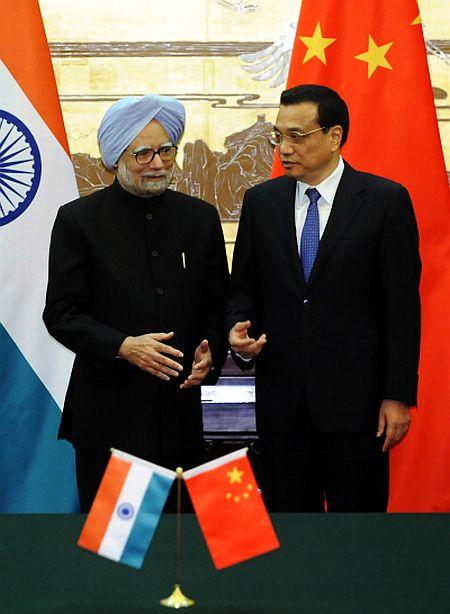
[227,466,244,484]
[355,35,393,79]
[299,22,336,65]
[411,1,421,25]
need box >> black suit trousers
[259,380,389,512]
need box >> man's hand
[228,320,266,359]
[180,339,212,389]
[377,399,411,452]
[118,332,183,381]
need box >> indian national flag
[0,0,79,511]
[78,450,176,569]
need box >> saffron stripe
[0,3,71,153]
[78,456,130,552]
[120,472,174,569]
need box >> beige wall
[41,0,300,41]
[39,0,450,41]
[41,0,449,162]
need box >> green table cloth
[0,514,449,613]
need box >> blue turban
[98,94,186,170]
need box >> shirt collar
[297,156,345,206]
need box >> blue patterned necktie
[300,187,320,282]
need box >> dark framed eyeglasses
[128,144,178,165]
[268,127,328,147]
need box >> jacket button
[303,299,309,306]
[151,250,158,257]
[146,213,153,221]
[157,287,164,295]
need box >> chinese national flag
[273,1,450,511]
[183,449,279,569]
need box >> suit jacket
[43,180,229,457]
[226,163,421,438]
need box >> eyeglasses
[268,127,327,147]
[127,144,178,165]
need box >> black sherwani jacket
[43,180,229,457]
[226,163,421,441]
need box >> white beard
[116,161,173,198]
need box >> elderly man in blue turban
[44,94,229,512]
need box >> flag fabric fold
[184,448,279,570]
[78,450,176,569]
[0,0,79,512]
[275,0,450,511]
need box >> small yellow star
[411,14,421,25]
[355,35,393,78]
[299,22,336,65]
[234,496,240,503]
[243,493,250,499]
[247,483,253,491]
[227,466,244,484]
[226,492,232,499]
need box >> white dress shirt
[295,156,345,244]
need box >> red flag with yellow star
[273,0,450,511]
[183,449,279,569]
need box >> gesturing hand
[228,320,266,359]
[180,339,213,389]
[118,331,183,381]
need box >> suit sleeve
[226,189,261,371]
[379,185,421,406]
[43,206,128,362]
[199,207,230,385]
[226,189,260,327]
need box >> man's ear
[330,125,343,150]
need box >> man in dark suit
[43,94,229,511]
[227,84,421,512]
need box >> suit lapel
[274,177,306,287]
[306,164,365,288]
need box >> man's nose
[148,153,165,170]
[279,138,295,156]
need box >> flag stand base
[160,584,195,608]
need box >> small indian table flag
[78,450,175,569]
[184,448,279,569]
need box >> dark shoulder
[57,184,220,224]
[166,188,220,220]
[58,184,115,220]
[344,164,408,196]
[246,175,295,199]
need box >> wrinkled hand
[118,332,183,381]
[377,399,411,452]
[228,320,266,359]
[180,339,213,389]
